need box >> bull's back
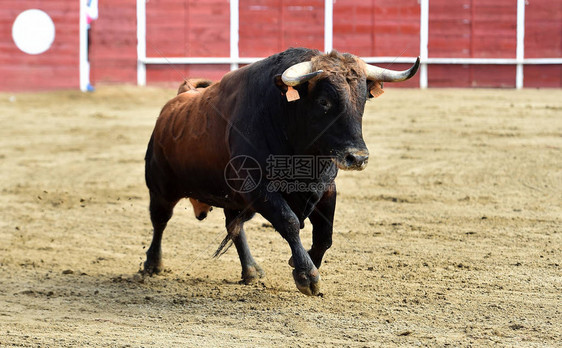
[148,88,232,203]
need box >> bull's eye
[317,97,331,112]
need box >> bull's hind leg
[144,191,177,274]
[223,209,264,283]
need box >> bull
[144,48,419,295]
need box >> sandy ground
[0,86,560,347]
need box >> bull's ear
[274,75,308,102]
[366,80,376,99]
[274,75,288,93]
[366,80,384,99]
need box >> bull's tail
[213,234,233,258]
[177,79,214,95]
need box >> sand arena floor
[0,87,560,346]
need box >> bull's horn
[365,57,420,82]
[281,62,324,86]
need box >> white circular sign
[12,9,55,55]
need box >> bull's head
[276,51,419,171]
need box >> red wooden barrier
[89,0,137,85]
[524,0,562,87]
[0,1,79,91]
[144,0,230,83]
[0,0,560,91]
[334,0,420,58]
[239,0,324,57]
[333,0,420,88]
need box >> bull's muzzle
[336,148,369,171]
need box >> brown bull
[144,48,419,295]
[176,79,215,221]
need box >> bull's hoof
[292,268,321,296]
[241,264,265,284]
[142,259,163,275]
[288,249,324,269]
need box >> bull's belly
[172,166,247,210]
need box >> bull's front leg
[289,183,336,269]
[308,183,337,268]
[252,192,321,296]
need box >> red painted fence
[0,0,560,91]
[0,0,79,91]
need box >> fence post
[516,0,526,89]
[324,0,333,53]
[79,0,88,91]
[230,0,239,70]
[419,0,429,88]
[136,0,146,86]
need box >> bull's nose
[344,150,369,170]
